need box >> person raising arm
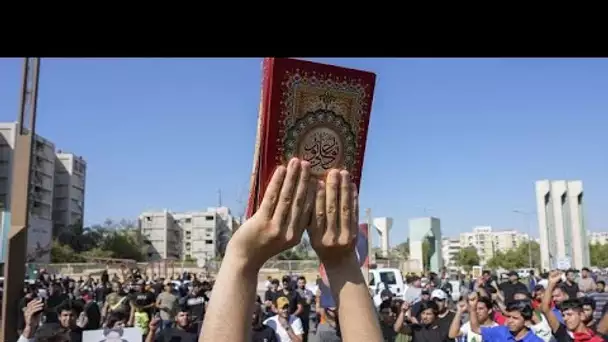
[200,158,316,342]
[307,169,383,342]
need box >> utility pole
[218,189,222,207]
[365,208,372,285]
[1,58,40,342]
[513,210,534,269]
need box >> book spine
[245,58,274,218]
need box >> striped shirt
[588,291,608,320]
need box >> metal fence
[33,258,404,278]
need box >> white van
[368,268,406,296]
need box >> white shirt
[460,321,498,342]
[530,314,555,342]
[263,315,304,342]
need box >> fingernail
[318,180,325,189]
[290,157,299,167]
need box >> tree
[422,239,432,271]
[394,239,409,259]
[484,241,541,270]
[455,246,480,271]
[50,218,145,263]
[590,243,608,268]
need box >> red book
[246,58,377,218]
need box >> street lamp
[513,210,535,269]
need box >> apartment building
[138,207,235,262]
[52,151,86,234]
[441,237,461,267]
[460,226,529,266]
[535,180,588,270]
[139,210,181,260]
[0,122,55,262]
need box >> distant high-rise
[535,180,588,270]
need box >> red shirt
[493,311,507,325]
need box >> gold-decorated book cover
[246,58,376,217]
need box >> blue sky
[0,58,606,247]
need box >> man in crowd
[295,276,314,341]
[563,269,581,299]
[264,296,304,342]
[579,268,597,294]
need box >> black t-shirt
[45,294,69,323]
[131,291,156,317]
[155,323,200,342]
[251,325,278,342]
[279,290,303,316]
[83,301,101,330]
[264,289,281,303]
[185,294,208,321]
[131,291,156,307]
[562,282,580,299]
[499,281,529,301]
[410,323,449,342]
[436,311,456,342]
[380,321,397,341]
[553,323,574,342]
[94,283,110,303]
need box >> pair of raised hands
[228,158,359,269]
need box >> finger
[310,180,326,241]
[338,170,352,244]
[258,165,287,220]
[299,177,317,232]
[350,182,359,242]
[289,160,312,233]
[273,158,301,227]
[325,170,340,241]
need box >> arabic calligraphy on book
[301,127,342,174]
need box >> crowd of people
[8,160,608,342]
[13,262,608,342]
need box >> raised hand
[226,158,316,269]
[23,299,44,328]
[468,292,479,308]
[457,300,468,313]
[307,169,359,266]
[548,270,563,284]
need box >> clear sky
[0,58,606,247]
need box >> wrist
[322,254,359,273]
[224,243,266,273]
[223,245,262,276]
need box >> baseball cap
[276,296,290,309]
[431,289,447,301]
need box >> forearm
[145,329,156,342]
[325,257,382,342]
[286,330,302,342]
[21,324,36,339]
[448,312,462,338]
[469,306,481,334]
[199,253,258,342]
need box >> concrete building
[52,151,86,235]
[589,232,608,245]
[408,217,442,272]
[441,237,461,267]
[535,180,588,270]
[138,207,235,262]
[460,226,529,266]
[0,122,55,262]
[373,217,393,258]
